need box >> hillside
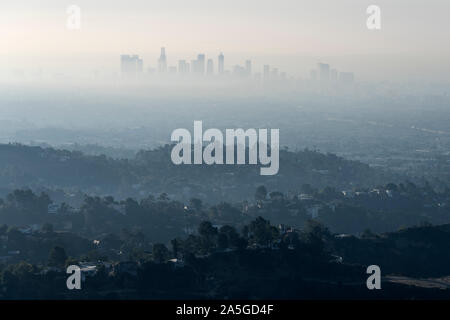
[0,143,402,202]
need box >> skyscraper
[218,52,224,75]
[318,63,330,82]
[178,60,188,74]
[339,72,355,84]
[158,47,167,73]
[121,55,130,74]
[121,55,143,76]
[196,54,205,74]
[245,60,252,76]
[330,68,338,82]
[207,59,214,75]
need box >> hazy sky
[2,0,450,81]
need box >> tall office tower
[218,52,224,74]
[178,60,188,74]
[330,68,338,82]
[121,55,143,76]
[263,65,270,79]
[121,55,133,74]
[158,47,167,73]
[195,54,205,74]
[206,59,214,75]
[310,70,317,80]
[245,60,252,76]
[317,63,330,82]
[339,72,355,84]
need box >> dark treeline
[2,215,450,299]
[0,143,407,202]
[1,144,450,299]
[1,179,449,243]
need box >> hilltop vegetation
[2,216,450,299]
[0,143,401,202]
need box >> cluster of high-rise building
[120,55,144,75]
[120,48,355,85]
[120,47,286,80]
[310,63,355,84]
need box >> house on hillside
[305,205,322,219]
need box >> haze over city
[2,0,450,304]
[2,0,450,82]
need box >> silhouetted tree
[48,246,67,268]
[152,243,169,263]
[255,186,267,201]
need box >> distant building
[299,194,314,201]
[194,54,205,74]
[318,63,330,82]
[79,263,97,281]
[339,72,355,84]
[47,203,59,214]
[190,59,197,73]
[232,65,245,77]
[109,203,126,215]
[306,205,322,219]
[158,47,167,73]
[178,60,188,74]
[218,53,224,74]
[120,55,132,74]
[342,190,355,198]
[120,55,143,76]
[18,225,40,234]
[330,68,338,82]
[0,256,12,263]
[168,258,185,268]
[206,59,214,75]
[245,60,252,76]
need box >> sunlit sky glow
[1,0,450,81]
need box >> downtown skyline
[2,1,450,83]
[120,47,354,84]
